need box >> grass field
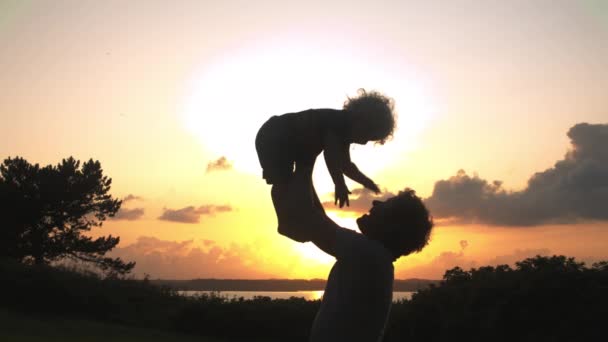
[0,309,226,342]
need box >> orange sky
[1,1,607,279]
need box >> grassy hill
[0,309,220,342]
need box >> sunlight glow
[181,40,439,177]
[308,290,325,301]
[291,211,359,265]
[294,242,335,265]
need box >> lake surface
[179,290,414,301]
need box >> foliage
[174,294,319,341]
[0,257,317,341]
[0,156,133,274]
[0,257,181,329]
[2,255,607,341]
[384,255,608,342]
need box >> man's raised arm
[274,169,338,256]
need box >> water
[179,290,414,302]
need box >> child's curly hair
[343,88,396,144]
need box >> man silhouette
[275,168,434,342]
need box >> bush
[0,258,182,329]
[384,255,608,342]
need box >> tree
[0,156,134,274]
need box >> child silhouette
[255,89,396,240]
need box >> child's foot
[276,217,288,237]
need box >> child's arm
[323,132,351,208]
[343,162,381,194]
[324,132,381,196]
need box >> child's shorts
[255,116,295,184]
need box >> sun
[181,40,439,187]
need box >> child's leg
[271,182,289,235]
[293,160,327,220]
[295,158,320,210]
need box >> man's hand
[334,183,351,208]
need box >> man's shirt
[310,227,394,342]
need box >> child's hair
[343,88,396,144]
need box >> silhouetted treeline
[154,278,327,291]
[0,156,133,274]
[153,278,437,291]
[2,255,607,341]
[384,255,608,342]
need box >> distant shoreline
[151,278,439,292]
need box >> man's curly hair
[377,188,434,257]
[343,89,396,144]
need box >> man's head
[356,189,433,259]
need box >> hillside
[151,278,439,291]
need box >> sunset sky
[1,0,607,280]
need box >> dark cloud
[123,194,143,202]
[321,188,397,215]
[206,156,233,173]
[110,236,271,279]
[158,204,233,224]
[111,207,145,221]
[425,123,608,226]
[159,206,200,223]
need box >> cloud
[110,236,271,279]
[425,123,608,226]
[459,240,468,250]
[321,188,397,215]
[110,194,145,220]
[196,204,232,215]
[111,207,145,221]
[123,194,143,202]
[206,156,233,173]
[158,204,233,223]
